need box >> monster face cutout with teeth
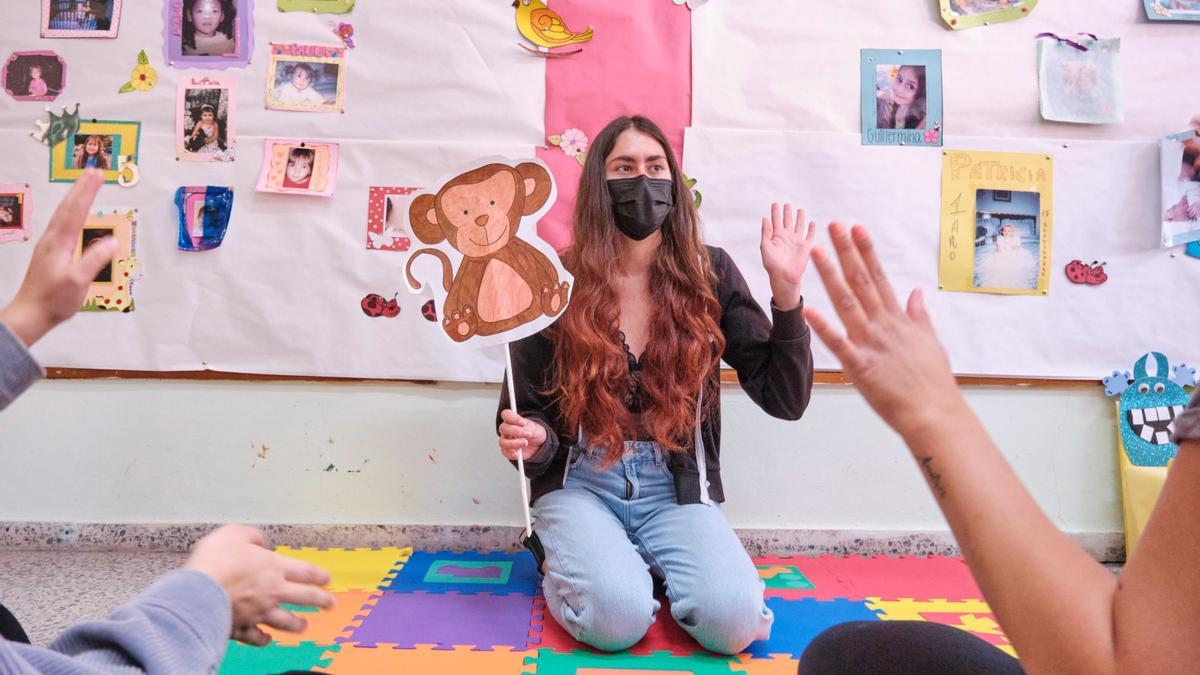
[1104,352,1196,467]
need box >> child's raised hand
[498,409,547,461]
[0,170,116,347]
[803,223,966,440]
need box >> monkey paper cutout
[404,157,572,345]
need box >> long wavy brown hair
[549,116,725,465]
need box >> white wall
[0,380,1120,535]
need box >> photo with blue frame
[860,49,943,147]
[1143,0,1200,22]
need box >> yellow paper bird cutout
[512,0,593,57]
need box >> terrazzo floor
[0,550,187,645]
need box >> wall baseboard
[0,522,1127,562]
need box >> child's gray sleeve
[0,321,44,411]
[0,570,231,674]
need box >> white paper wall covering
[0,1,545,381]
[684,127,1200,379]
[692,2,1200,142]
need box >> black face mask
[607,176,675,241]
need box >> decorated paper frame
[938,150,1054,296]
[265,43,346,113]
[1144,0,1200,22]
[0,184,32,244]
[50,119,141,185]
[404,156,573,346]
[939,0,1037,30]
[256,139,339,197]
[176,75,236,162]
[175,186,233,250]
[1036,35,1122,125]
[1159,129,1200,248]
[367,187,418,251]
[163,0,254,69]
[79,208,140,312]
[3,51,66,102]
[860,49,943,147]
[41,0,123,38]
[277,0,355,12]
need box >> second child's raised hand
[0,170,116,347]
[760,202,817,311]
[498,409,547,461]
[183,524,334,647]
[802,223,965,440]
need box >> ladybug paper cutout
[421,299,437,322]
[361,293,400,318]
[1065,260,1108,286]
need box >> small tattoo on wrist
[918,455,947,499]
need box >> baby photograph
[973,189,1042,291]
[43,0,121,37]
[256,139,339,197]
[268,60,341,111]
[0,195,23,229]
[179,84,234,162]
[1160,131,1200,247]
[3,52,65,101]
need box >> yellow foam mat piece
[865,598,1016,658]
[274,546,412,592]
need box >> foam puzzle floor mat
[219,548,1015,674]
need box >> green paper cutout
[939,0,1038,30]
[422,559,514,585]
[219,642,338,674]
[118,82,135,93]
[277,0,355,13]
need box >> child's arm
[802,223,1200,674]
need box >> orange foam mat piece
[730,653,801,674]
[270,590,383,647]
[313,643,533,675]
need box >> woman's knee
[673,582,771,655]
[547,574,658,651]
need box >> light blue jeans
[531,440,773,654]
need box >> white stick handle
[506,342,533,537]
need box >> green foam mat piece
[218,641,338,674]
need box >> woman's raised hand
[759,202,816,311]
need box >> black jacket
[498,246,813,505]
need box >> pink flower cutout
[924,128,940,144]
[559,128,588,157]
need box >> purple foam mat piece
[439,564,503,579]
[341,591,536,649]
